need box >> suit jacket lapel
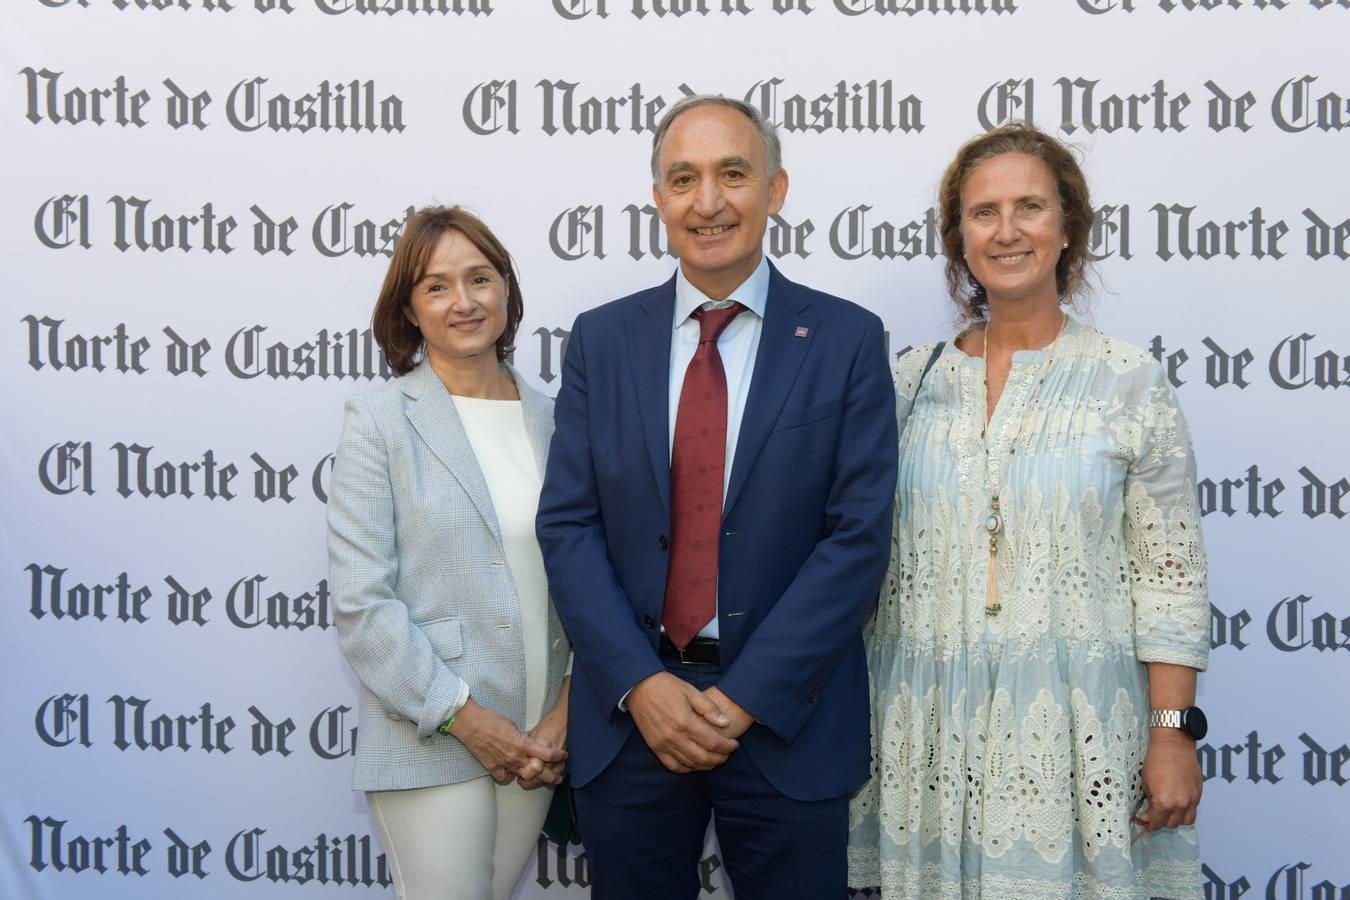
[626,276,677,516]
[724,263,816,520]
[402,360,503,550]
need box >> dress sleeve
[1121,362,1210,671]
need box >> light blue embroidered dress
[847,318,1209,900]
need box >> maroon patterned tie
[663,302,746,650]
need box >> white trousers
[368,777,552,900]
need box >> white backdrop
[2,1,1347,897]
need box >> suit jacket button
[553,638,564,653]
[808,684,823,704]
[643,615,655,629]
[657,534,669,551]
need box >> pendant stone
[986,496,1003,536]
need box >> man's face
[652,105,788,299]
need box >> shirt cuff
[445,684,471,724]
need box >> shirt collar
[673,256,770,329]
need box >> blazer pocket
[422,618,464,661]
[773,398,843,432]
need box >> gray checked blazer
[327,359,570,791]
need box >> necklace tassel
[986,534,1002,616]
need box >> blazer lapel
[402,360,503,549]
[626,276,677,516]
[512,365,553,479]
[724,263,816,520]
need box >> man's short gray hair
[650,95,783,182]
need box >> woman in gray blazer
[327,206,572,900]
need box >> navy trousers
[573,657,849,900]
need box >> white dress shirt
[668,255,769,639]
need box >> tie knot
[692,302,745,344]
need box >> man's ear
[652,182,669,223]
[767,168,789,216]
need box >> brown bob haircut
[371,206,524,375]
[938,122,1095,322]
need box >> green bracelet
[437,713,457,736]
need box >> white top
[667,255,770,638]
[451,395,550,728]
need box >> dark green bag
[542,777,582,847]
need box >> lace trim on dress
[869,683,1153,868]
[871,856,1202,900]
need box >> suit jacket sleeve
[327,393,470,741]
[536,315,664,712]
[717,315,898,743]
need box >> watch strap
[1149,708,1185,729]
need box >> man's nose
[692,178,724,218]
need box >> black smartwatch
[1148,706,1207,740]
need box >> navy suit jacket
[537,262,897,801]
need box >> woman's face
[405,230,509,367]
[959,152,1067,309]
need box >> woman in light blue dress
[848,124,1210,899]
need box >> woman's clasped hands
[449,684,569,789]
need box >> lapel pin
[794,326,810,338]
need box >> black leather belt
[659,633,720,665]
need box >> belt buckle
[663,635,715,665]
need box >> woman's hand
[517,677,570,789]
[1137,730,1203,835]
[1137,662,1203,837]
[449,699,566,785]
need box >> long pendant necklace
[982,312,1068,616]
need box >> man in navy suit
[537,95,897,899]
